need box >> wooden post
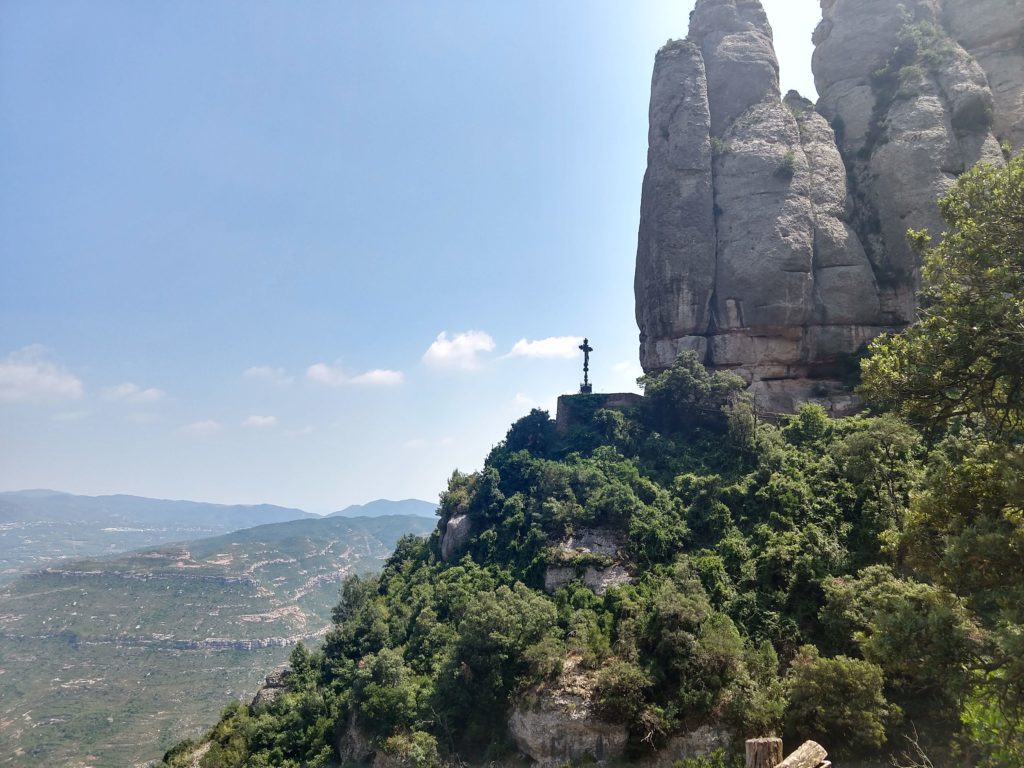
[774,740,828,768]
[746,738,784,768]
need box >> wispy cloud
[178,420,223,437]
[102,382,165,403]
[243,366,293,386]
[350,369,404,386]
[243,415,278,428]
[422,330,495,370]
[307,363,404,387]
[0,346,84,403]
[507,336,583,360]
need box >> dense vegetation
[164,156,1023,768]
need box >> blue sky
[0,1,821,512]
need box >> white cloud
[178,420,223,437]
[307,362,347,386]
[351,369,404,386]
[0,346,84,403]
[243,415,278,428]
[422,331,495,370]
[102,382,165,403]
[243,366,293,385]
[307,363,404,387]
[507,336,583,360]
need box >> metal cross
[579,338,593,394]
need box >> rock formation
[509,657,629,768]
[635,0,1022,412]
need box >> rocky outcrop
[509,659,628,768]
[510,657,732,768]
[635,0,1021,413]
[440,513,473,561]
[637,726,734,768]
[543,528,634,595]
[635,39,716,366]
[944,0,1024,150]
[813,0,1005,326]
[544,563,633,595]
[337,714,374,764]
[251,668,290,708]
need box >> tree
[639,350,747,432]
[860,155,1024,433]
[861,155,1024,760]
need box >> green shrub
[594,659,651,722]
[774,151,797,180]
[785,645,899,755]
[380,731,442,768]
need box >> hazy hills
[0,490,319,583]
[0,512,437,768]
[0,490,436,583]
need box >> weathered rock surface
[544,563,633,595]
[814,0,1005,326]
[543,527,634,595]
[636,725,734,768]
[439,513,473,561]
[691,0,780,137]
[509,658,628,768]
[944,0,1024,150]
[635,0,1021,412]
[250,667,290,709]
[337,714,374,764]
[511,657,731,768]
[635,40,716,370]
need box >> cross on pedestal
[579,338,593,394]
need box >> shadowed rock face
[635,0,1021,413]
[814,0,1005,326]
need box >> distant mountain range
[330,498,437,518]
[0,512,437,768]
[0,490,435,582]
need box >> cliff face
[635,0,1022,412]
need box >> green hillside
[160,158,1023,768]
[0,514,435,768]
